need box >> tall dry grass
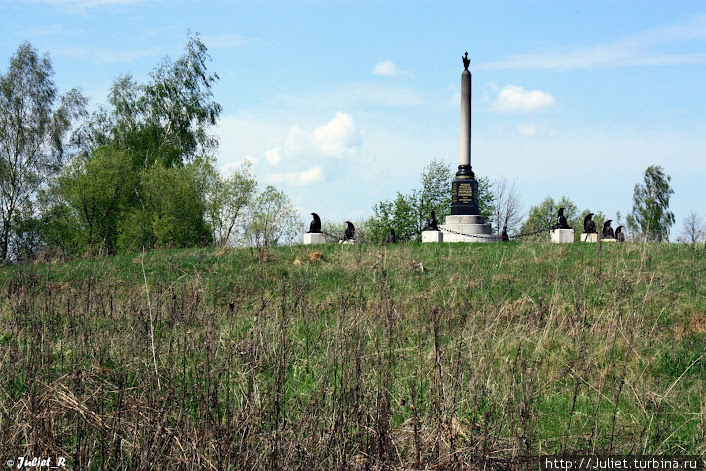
[0,241,704,469]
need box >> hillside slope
[1,242,704,469]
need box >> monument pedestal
[602,238,617,243]
[581,233,598,242]
[304,233,326,245]
[421,230,443,243]
[440,215,497,243]
[551,228,574,243]
[450,168,479,216]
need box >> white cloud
[214,113,288,176]
[265,147,281,166]
[279,112,361,160]
[477,13,706,70]
[491,85,555,113]
[373,60,410,77]
[266,166,324,187]
[312,112,361,157]
[214,112,361,190]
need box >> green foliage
[206,160,257,246]
[23,34,256,258]
[246,185,302,247]
[368,158,495,242]
[321,218,373,242]
[321,220,347,241]
[9,204,44,261]
[369,192,418,242]
[53,146,136,253]
[0,42,86,260]
[627,165,675,242]
[122,162,213,250]
[520,195,579,235]
[37,200,84,257]
[44,148,214,256]
[76,33,221,168]
[477,176,495,226]
[368,199,395,243]
[417,158,453,226]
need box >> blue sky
[2,0,705,235]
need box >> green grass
[0,241,704,469]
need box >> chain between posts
[438,224,552,240]
[508,225,554,240]
[321,230,339,240]
[438,226,499,240]
[320,230,367,244]
[317,224,554,244]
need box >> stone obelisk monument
[439,52,496,242]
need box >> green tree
[477,176,495,227]
[206,160,257,246]
[120,161,213,251]
[51,146,137,254]
[36,33,224,258]
[626,165,675,242]
[520,196,579,235]
[10,203,44,261]
[368,199,395,242]
[247,185,302,247]
[417,158,453,229]
[0,42,85,260]
[45,148,214,255]
[76,32,221,168]
[393,192,419,240]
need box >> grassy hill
[1,241,704,469]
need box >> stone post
[551,228,574,243]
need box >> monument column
[450,52,480,216]
[425,51,497,242]
[459,55,471,170]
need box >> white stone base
[440,215,499,243]
[339,239,356,245]
[602,238,617,242]
[550,228,574,243]
[421,230,443,243]
[445,215,487,225]
[581,233,598,242]
[303,232,327,245]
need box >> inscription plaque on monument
[450,178,479,214]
